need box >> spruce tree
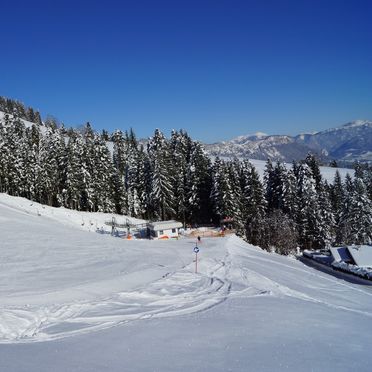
[344,178,372,244]
[305,153,322,191]
[187,141,213,224]
[210,158,234,222]
[148,129,175,220]
[241,161,266,246]
[330,170,344,244]
[64,132,86,210]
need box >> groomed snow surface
[1,195,372,371]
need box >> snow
[0,193,145,234]
[332,261,372,280]
[330,246,352,263]
[148,220,183,231]
[232,132,268,143]
[347,245,372,268]
[0,111,47,134]
[247,158,352,183]
[337,120,372,130]
[209,156,352,183]
[2,193,372,371]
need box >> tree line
[0,112,371,254]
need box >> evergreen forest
[1,98,371,254]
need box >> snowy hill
[205,120,372,163]
[2,193,372,371]
[0,193,145,234]
[206,134,307,161]
[295,120,372,162]
[1,110,33,127]
[248,158,353,182]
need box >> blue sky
[1,0,371,142]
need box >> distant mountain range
[1,97,371,164]
[204,120,372,163]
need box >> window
[159,230,164,235]
[172,228,176,233]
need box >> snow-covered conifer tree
[64,132,87,210]
[294,163,324,249]
[37,127,66,206]
[186,141,213,224]
[148,129,175,220]
[241,160,266,246]
[343,178,372,244]
[330,170,344,244]
[305,153,322,191]
[210,158,235,222]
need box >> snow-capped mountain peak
[205,120,372,162]
[231,132,268,144]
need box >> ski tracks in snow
[3,235,372,343]
[0,253,233,343]
[227,236,372,319]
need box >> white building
[330,245,372,267]
[148,220,183,239]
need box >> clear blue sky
[1,0,371,142]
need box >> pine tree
[64,132,86,210]
[281,167,298,220]
[343,178,372,244]
[186,141,213,224]
[170,130,191,225]
[112,130,128,213]
[37,127,66,206]
[227,159,244,232]
[4,116,27,196]
[353,161,365,179]
[125,130,143,217]
[24,124,41,201]
[264,159,276,211]
[294,163,325,249]
[339,173,354,244]
[241,160,266,246]
[316,181,336,247]
[0,114,10,192]
[135,145,151,218]
[261,210,298,254]
[148,129,175,220]
[366,165,372,202]
[91,133,116,213]
[210,158,235,222]
[305,153,322,191]
[330,170,344,244]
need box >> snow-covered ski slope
[0,193,145,234]
[249,158,353,182]
[1,194,372,371]
[215,156,353,182]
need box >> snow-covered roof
[330,247,353,263]
[148,220,183,231]
[347,246,372,268]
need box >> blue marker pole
[194,246,199,273]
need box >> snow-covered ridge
[0,111,40,129]
[205,119,372,162]
[231,131,268,144]
[0,193,145,234]
[247,158,352,182]
[324,119,372,133]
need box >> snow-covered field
[1,194,372,371]
[243,158,352,183]
[0,193,145,234]
[213,156,353,182]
